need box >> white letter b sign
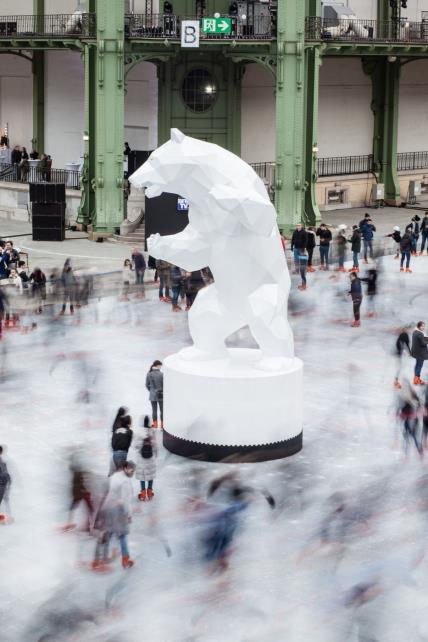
[181,20,200,48]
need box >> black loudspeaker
[29,183,66,203]
[144,193,188,250]
[32,228,64,242]
[32,202,65,217]
[32,201,66,241]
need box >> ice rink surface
[1,254,428,642]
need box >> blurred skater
[348,225,361,272]
[62,449,95,532]
[306,226,316,272]
[110,414,133,474]
[92,460,136,571]
[134,416,157,501]
[348,272,363,327]
[412,321,428,385]
[0,445,11,523]
[360,264,377,317]
[393,325,411,389]
[397,382,423,458]
[336,225,347,272]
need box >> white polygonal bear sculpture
[130,129,294,370]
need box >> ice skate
[138,489,146,501]
[394,380,402,389]
[122,555,134,568]
[298,284,307,291]
[153,420,158,429]
[405,268,412,273]
[147,488,154,500]
[172,304,182,312]
[351,320,360,327]
[400,267,404,272]
[91,560,112,573]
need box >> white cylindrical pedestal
[163,348,303,462]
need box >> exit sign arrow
[201,17,232,35]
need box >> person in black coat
[348,225,361,272]
[360,266,377,317]
[306,227,316,272]
[400,232,412,272]
[412,321,428,385]
[348,272,362,327]
[110,415,133,474]
[394,326,411,389]
[316,224,332,270]
[291,224,308,273]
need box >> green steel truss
[2,1,428,232]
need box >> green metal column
[93,0,125,235]
[274,0,306,232]
[303,0,321,226]
[78,43,97,226]
[32,0,44,156]
[364,57,401,205]
[377,0,392,22]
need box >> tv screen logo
[177,198,189,212]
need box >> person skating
[420,212,428,255]
[360,264,377,317]
[62,449,94,532]
[336,225,347,272]
[291,223,308,274]
[156,259,172,302]
[0,445,11,523]
[393,326,411,389]
[348,225,361,272]
[397,383,423,458]
[146,360,163,429]
[399,231,412,272]
[407,215,421,256]
[60,259,76,315]
[110,414,133,474]
[92,460,136,572]
[348,272,362,327]
[112,406,128,432]
[184,270,205,310]
[170,265,184,311]
[360,217,376,263]
[121,259,133,300]
[134,416,157,501]
[131,248,146,298]
[297,248,309,291]
[385,226,401,259]
[412,321,428,385]
[316,223,332,270]
[306,227,316,272]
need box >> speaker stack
[30,183,66,241]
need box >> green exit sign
[201,17,232,35]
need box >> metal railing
[125,13,274,39]
[397,151,428,171]
[305,17,428,43]
[0,13,96,38]
[0,163,80,188]
[317,155,374,177]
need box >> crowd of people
[9,145,52,182]
[122,248,209,312]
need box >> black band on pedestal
[162,430,303,463]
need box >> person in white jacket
[134,415,158,501]
[92,460,136,572]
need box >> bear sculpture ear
[171,129,185,143]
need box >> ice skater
[0,445,11,523]
[348,272,363,328]
[134,415,157,501]
[146,360,164,429]
[393,325,411,390]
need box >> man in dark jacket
[361,218,376,263]
[316,223,332,270]
[420,213,428,255]
[131,248,146,297]
[412,321,428,385]
[291,223,308,273]
[348,225,361,272]
[400,231,412,272]
[348,272,362,327]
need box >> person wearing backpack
[135,416,158,501]
[110,414,133,474]
[146,360,164,429]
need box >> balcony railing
[397,151,428,171]
[317,155,374,177]
[251,152,428,189]
[0,163,80,189]
[0,13,96,38]
[305,17,428,43]
[126,14,274,40]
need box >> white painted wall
[329,0,428,21]
[398,59,428,152]
[0,1,32,14]
[125,62,158,151]
[45,51,84,167]
[0,54,32,151]
[318,58,373,157]
[241,63,275,163]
